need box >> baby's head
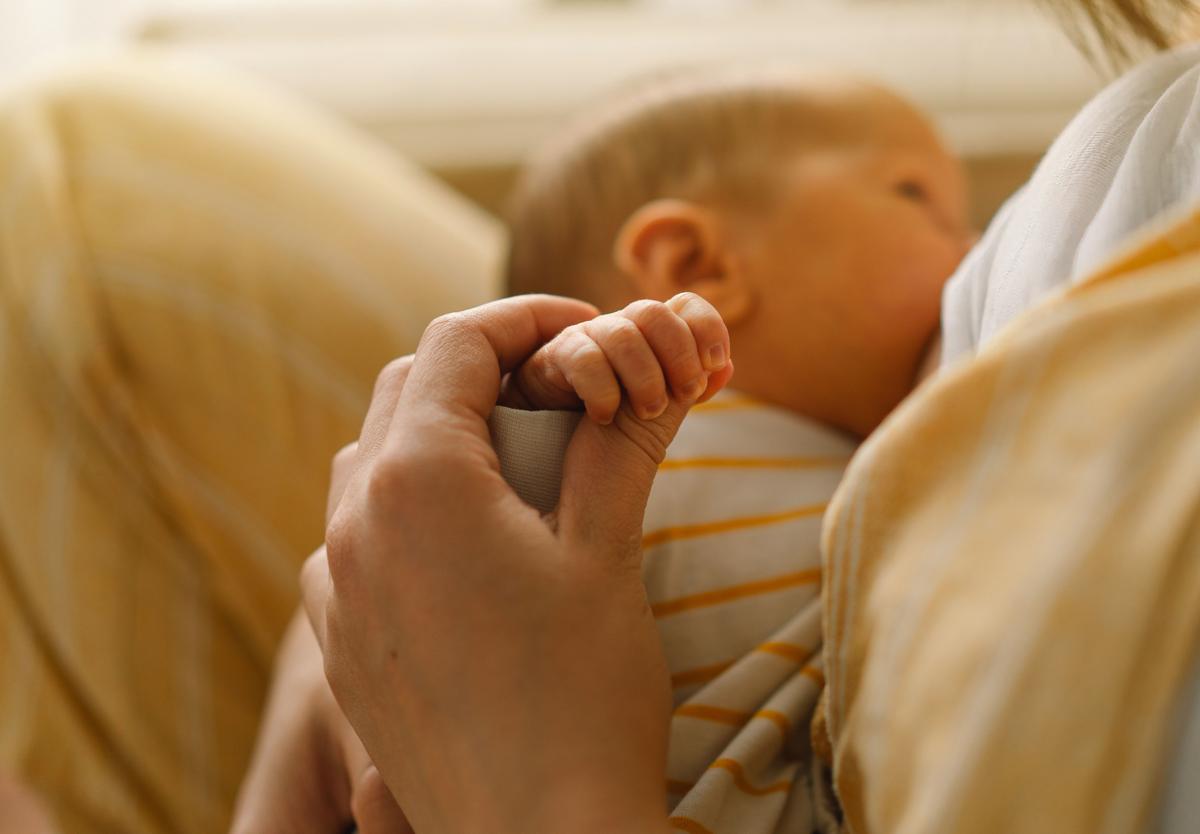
[506,68,972,437]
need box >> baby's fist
[507,292,732,424]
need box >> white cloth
[489,405,581,514]
[942,42,1200,364]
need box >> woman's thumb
[557,362,731,561]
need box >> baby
[500,68,972,831]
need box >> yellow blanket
[819,203,1200,834]
[0,54,500,833]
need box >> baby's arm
[506,292,733,424]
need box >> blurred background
[0,0,1111,228]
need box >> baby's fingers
[584,314,670,421]
[621,293,730,403]
[510,325,623,423]
[559,328,624,424]
[665,291,731,374]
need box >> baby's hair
[504,66,897,308]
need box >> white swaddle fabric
[942,42,1200,364]
[489,406,581,514]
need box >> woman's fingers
[331,295,599,539]
[401,295,598,426]
[357,356,415,468]
[558,397,690,565]
[349,764,415,834]
[336,717,414,833]
[327,443,359,525]
[324,355,410,534]
[301,547,332,650]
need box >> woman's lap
[0,55,499,832]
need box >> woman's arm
[229,606,412,834]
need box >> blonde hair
[504,68,895,308]
[1042,0,1199,64]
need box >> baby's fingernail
[707,344,727,369]
[681,377,706,401]
[643,398,668,419]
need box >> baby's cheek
[899,226,961,296]
[873,251,947,346]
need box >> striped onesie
[644,390,855,833]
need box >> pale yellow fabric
[820,203,1200,834]
[642,392,855,834]
[0,53,501,833]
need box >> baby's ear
[613,199,754,326]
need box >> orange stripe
[643,503,826,549]
[710,758,792,796]
[754,709,793,739]
[651,569,821,618]
[666,778,695,795]
[669,816,715,834]
[756,641,813,663]
[671,645,819,692]
[690,396,762,414]
[671,660,734,688]
[673,702,794,740]
[659,455,848,471]
[674,703,751,726]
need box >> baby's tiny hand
[507,292,732,424]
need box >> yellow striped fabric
[0,54,501,833]
[645,390,856,833]
[820,203,1200,834]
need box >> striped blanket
[645,392,854,833]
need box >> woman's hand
[304,295,731,834]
